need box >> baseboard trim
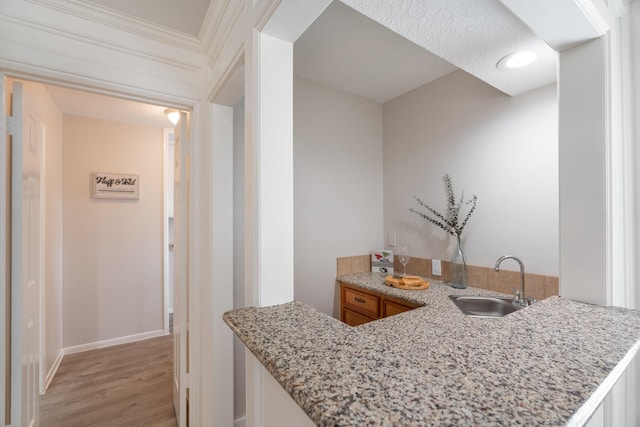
[64,329,166,355]
[234,416,246,427]
[42,349,64,394]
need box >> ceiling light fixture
[164,108,180,125]
[497,50,537,70]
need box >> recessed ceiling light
[497,50,537,70]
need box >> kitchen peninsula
[224,273,640,426]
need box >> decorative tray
[385,275,430,290]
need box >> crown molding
[251,0,282,32]
[0,55,198,110]
[1,12,203,73]
[28,0,203,53]
[574,0,611,35]
[207,46,244,103]
[200,0,233,52]
[201,0,245,69]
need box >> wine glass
[397,245,411,277]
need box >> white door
[173,111,189,427]
[8,80,41,427]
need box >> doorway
[2,76,185,426]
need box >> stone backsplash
[337,255,558,301]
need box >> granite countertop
[224,273,640,426]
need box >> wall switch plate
[432,259,442,276]
[387,231,397,247]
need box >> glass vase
[450,235,468,289]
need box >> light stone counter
[223,273,640,426]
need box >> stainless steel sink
[449,295,524,318]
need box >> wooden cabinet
[339,282,420,326]
[343,309,373,327]
[343,287,379,318]
[382,299,415,317]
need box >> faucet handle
[510,288,522,304]
[526,296,537,306]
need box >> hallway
[40,334,177,427]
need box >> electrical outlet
[432,259,442,276]
[387,231,397,247]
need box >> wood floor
[40,334,177,427]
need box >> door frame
[163,128,174,336]
[0,68,198,426]
[172,110,189,427]
[1,71,9,427]
[38,121,46,396]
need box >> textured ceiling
[294,2,458,103]
[84,0,211,36]
[339,0,557,96]
[78,0,557,99]
[50,0,559,124]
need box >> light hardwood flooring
[40,334,177,427]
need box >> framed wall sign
[93,172,140,199]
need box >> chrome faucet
[494,255,530,307]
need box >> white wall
[558,39,608,305]
[21,81,64,387]
[383,70,558,276]
[62,115,164,348]
[293,76,384,317]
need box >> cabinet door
[383,299,415,318]
[343,309,375,326]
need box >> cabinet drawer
[343,309,375,326]
[383,300,415,318]
[344,288,380,317]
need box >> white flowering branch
[410,174,477,238]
